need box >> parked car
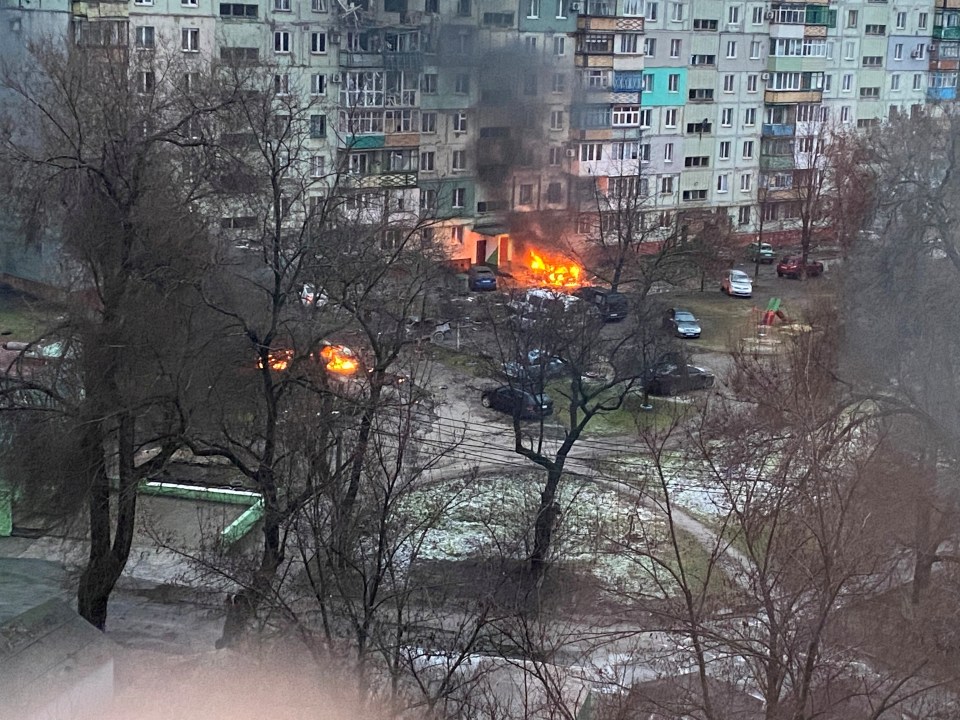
[507,288,580,329]
[502,349,567,384]
[721,269,753,298]
[480,385,554,419]
[776,255,825,278]
[572,286,629,322]
[300,283,329,308]
[746,242,775,263]
[467,265,498,291]
[642,362,715,396]
[663,308,702,339]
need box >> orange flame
[529,251,582,288]
[258,349,293,372]
[319,344,359,376]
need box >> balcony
[927,86,958,100]
[764,89,823,104]
[347,172,418,189]
[933,26,960,40]
[383,51,422,71]
[759,155,795,172]
[613,71,643,92]
[762,123,795,137]
[341,52,383,68]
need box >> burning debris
[528,251,582,288]
[257,343,360,377]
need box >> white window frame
[274,31,291,54]
[181,27,199,52]
[310,74,326,95]
[311,32,327,54]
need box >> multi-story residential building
[0,0,954,280]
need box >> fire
[259,349,293,372]
[319,344,359,376]
[529,251,582,287]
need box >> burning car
[528,251,582,288]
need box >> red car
[776,255,825,279]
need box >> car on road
[481,385,554,419]
[746,242,775,263]
[721,269,753,298]
[467,265,498,291]
[502,349,567,384]
[776,255,825,278]
[663,308,702,339]
[642,362,715,396]
[572,286,629,322]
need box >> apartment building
[0,0,953,277]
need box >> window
[526,0,539,18]
[457,0,470,15]
[727,5,739,24]
[310,114,326,138]
[525,37,537,53]
[670,1,683,22]
[688,88,714,101]
[919,12,928,30]
[620,34,641,54]
[421,112,437,133]
[613,105,640,126]
[181,0,197,6]
[552,73,566,93]
[684,155,709,167]
[895,44,903,61]
[742,141,754,159]
[556,0,566,18]
[580,143,603,161]
[452,150,466,171]
[726,40,737,58]
[453,112,468,133]
[738,205,751,226]
[844,41,855,60]
[824,74,832,92]
[181,27,199,52]
[220,3,259,16]
[422,74,438,94]
[690,54,716,65]
[740,173,752,191]
[670,38,681,57]
[135,26,155,49]
[643,37,656,56]
[641,74,654,92]
[913,73,923,90]
[859,86,880,99]
[639,108,652,127]
[668,74,679,92]
[865,24,886,36]
[686,120,711,134]
[664,108,678,127]
[663,143,673,161]
[750,40,761,59]
[546,182,562,204]
[716,174,729,193]
[682,190,707,201]
[862,56,883,68]
[310,155,325,178]
[752,6,763,24]
[135,0,153,5]
[623,0,642,15]
[646,1,658,21]
[743,107,756,126]
[660,176,674,194]
[914,43,926,60]
[420,151,435,171]
[455,74,470,94]
[721,108,732,126]
[719,141,730,160]
[518,184,533,205]
[554,37,565,56]
[274,0,290,10]
[847,9,857,28]
[452,188,465,208]
[692,18,718,30]
[310,32,326,53]
[842,73,852,92]
[723,74,735,93]
[138,71,155,94]
[587,69,609,88]
[746,75,758,92]
[274,31,290,53]
[419,189,437,213]
[310,74,326,95]
[549,147,562,166]
[312,0,327,10]
[550,110,564,130]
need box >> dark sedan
[468,265,498,291]
[663,309,702,339]
[481,385,554,419]
[643,363,715,396]
[502,349,567,384]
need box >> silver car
[721,270,753,298]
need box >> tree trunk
[912,501,937,605]
[530,468,563,580]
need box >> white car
[507,288,580,329]
[300,283,329,308]
[721,269,753,298]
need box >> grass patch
[428,344,490,378]
[546,382,694,436]
[667,290,756,354]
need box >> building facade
[0,0,952,274]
